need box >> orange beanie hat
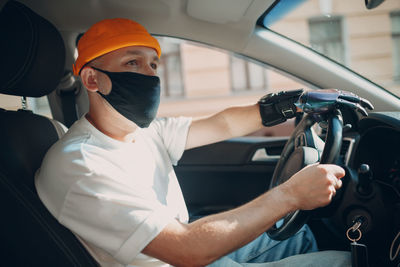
[73,18,161,75]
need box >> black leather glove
[258,89,303,127]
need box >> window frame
[390,10,400,82]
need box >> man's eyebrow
[125,50,160,62]
[125,50,143,56]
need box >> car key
[346,217,369,267]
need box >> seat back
[0,1,98,266]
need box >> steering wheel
[266,109,343,241]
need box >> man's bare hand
[280,163,345,211]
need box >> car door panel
[175,136,288,220]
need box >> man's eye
[151,63,158,70]
[127,60,138,66]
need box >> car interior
[0,0,400,266]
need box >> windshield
[259,0,400,97]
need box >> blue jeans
[208,225,351,267]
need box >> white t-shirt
[35,115,192,267]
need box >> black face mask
[92,67,161,128]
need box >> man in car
[35,18,351,266]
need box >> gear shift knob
[357,164,373,196]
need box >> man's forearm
[143,185,296,267]
[185,103,263,150]
[182,185,296,264]
[219,103,263,138]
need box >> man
[35,18,351,266]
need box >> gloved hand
[258,89,303,127]
[296,89,374,116]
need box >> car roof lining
[187,0,254,24]
[19,0,274,51]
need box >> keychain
[346,218,369,267]
[390,231,400,262]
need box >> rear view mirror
[365,0,385,9]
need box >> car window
[28,96,53,118]
[0,94,52,118]
[156,37,312,136]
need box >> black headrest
[0,1,65,97]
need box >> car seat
[0,1,98,266]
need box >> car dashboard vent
[340,138,355,165]
[340,140,350,155]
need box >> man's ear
[80,66,98,92]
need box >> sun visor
[187,0,252,24]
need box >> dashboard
[335,112,400,267]
[353,125,400,196]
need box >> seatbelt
[60,90,78,127]
[57,72,80,127]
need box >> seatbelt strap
[57,72,80,127]
[60,90,78,127]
